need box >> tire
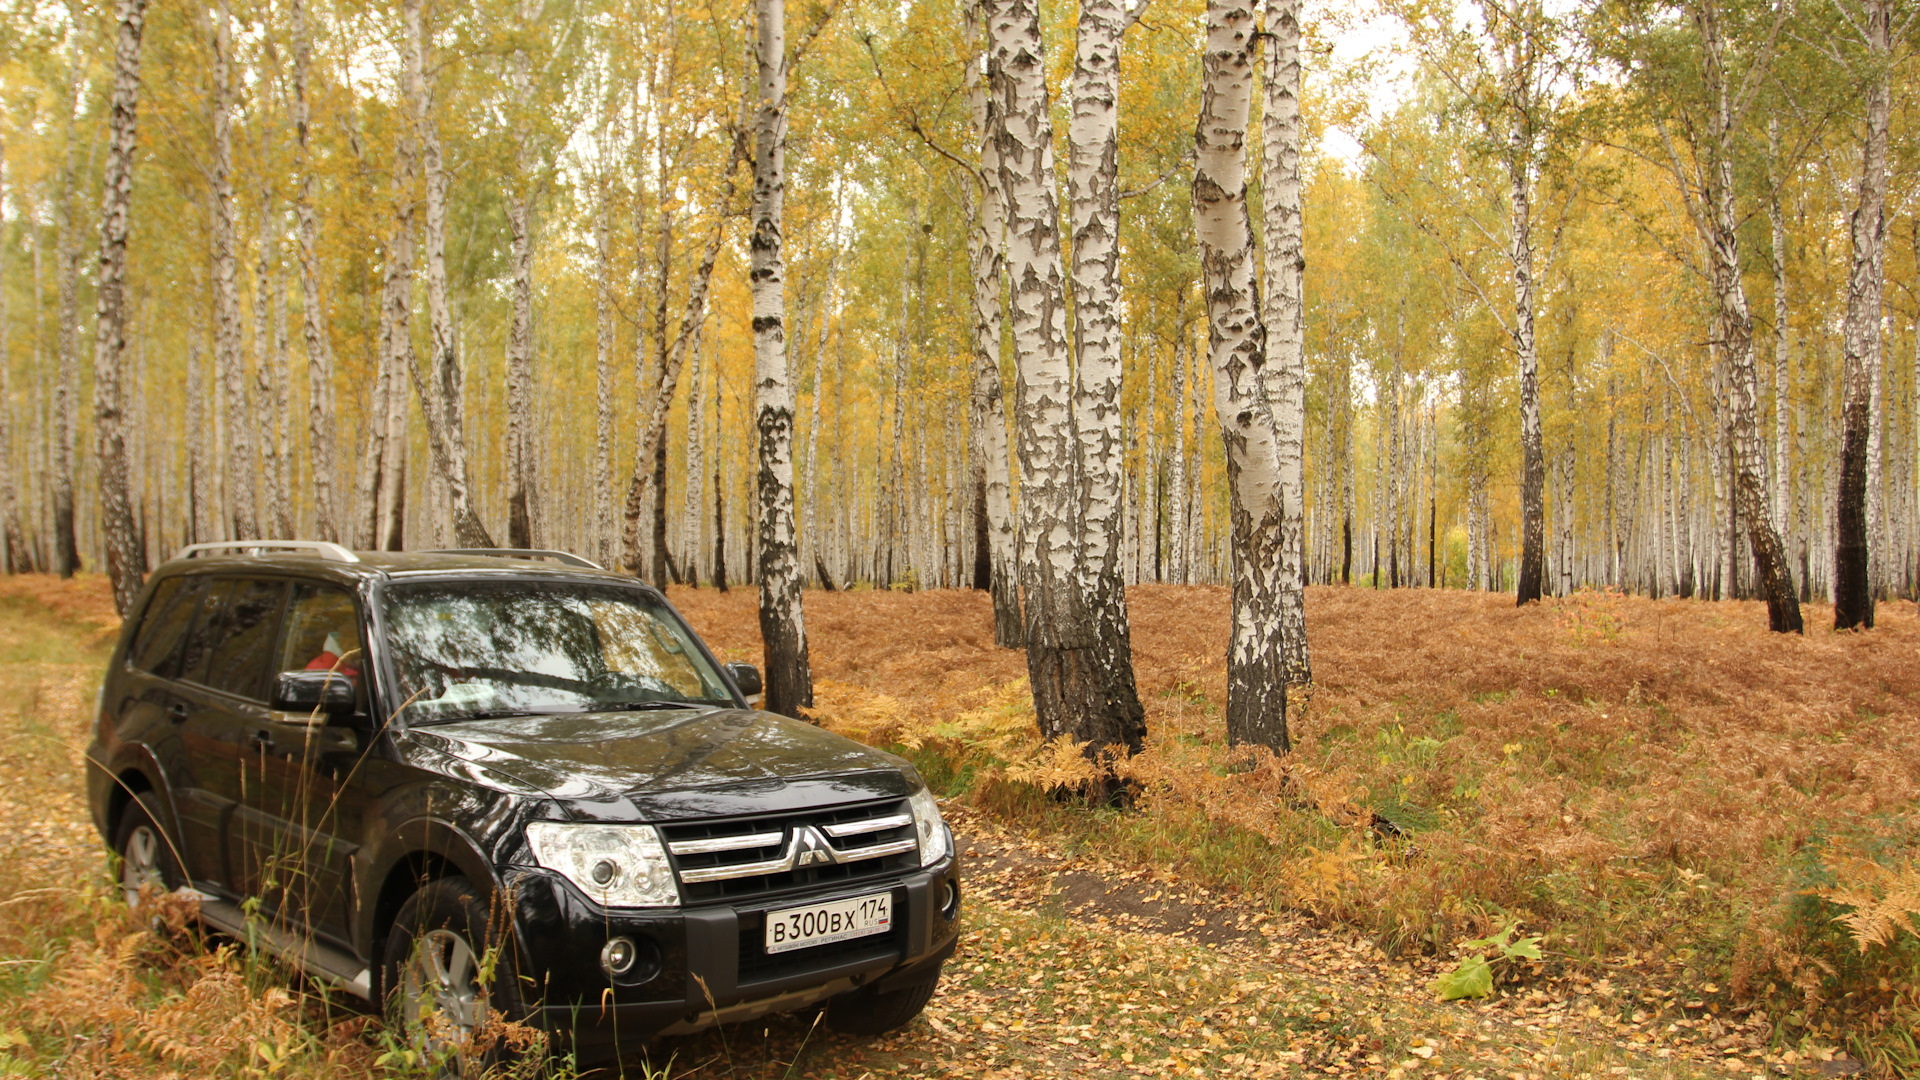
[381,876,526,1076]
[112,791,184,910]
[823,968,941,1036]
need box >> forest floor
[0,575,1910,1078]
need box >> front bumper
[506,851,960,1055]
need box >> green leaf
[1431,955,1494,1000]
[1503,935,1544,961]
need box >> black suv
[86,541,959,1066]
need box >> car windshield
[383,580,734,724]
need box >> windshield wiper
[595,699,712,713]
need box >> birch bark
[1834,3,1891,629]
[254,185,288,538]
[54,59,82,574]
[1694,2,1800,630]
[375,130,416,551]
[404,0,492,548]
[595,183,616,569]
[1259,0,1311,683]
[750,0,812,716]
[1067,0,1145,738]
[1167,333,1189,585]
[0,141,24,572]
[94,0,150,611]
[1193,0,1290,751]
[987,0,1145,757]
[1768,118,1791,530]
[292,0,338,542]
[505,47,539,549]
[965,0,1022,644]
[211,2,257,543]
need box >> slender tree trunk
[210,2,256,544]
[1260,0,1311,684]
[94,0,151,610]
[1168,333,1189,585]
[291,0,338,543]
[621,227,722,575]
[1067,0,1146,736]
[595,184,616,568]
[683,332,705,586]
[403,0,491,548]
[0,140,25,572]
[53,61,83,575]
[1508,137,1544,604]
[749,0,814,714]
[376,129,417,552]
[1834,3,1891,628]
[966,0,1023,644]
[987,0,1145,757]
[505,51,539,549]
[1193,0,1290,752]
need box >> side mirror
[723,662,762,698]
[273,670,357,719]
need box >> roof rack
[427,548,604,570]
[174,540,362,564]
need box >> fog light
[938,879,959,918]
[601,936,638,976]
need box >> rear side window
[177,580,235,686]
[203,579,289,701]
[129,578,204,676]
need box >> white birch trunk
[291,0,338,543]
[1260,0,1311,683]
[1066,0,1145,743]
[1167,333,1189,585]
[404,0,491,548]
[375,130,416,551]
[94,0,150,609]
[987,0,1144,757]
[1193,0,1289,751]
[211,2,256,543]
[595,185,616,569]
[53,58,83,573]
[966,0,1022,641]
[254,185,287,538]
[750,0,812,715]
[0,139,24,571]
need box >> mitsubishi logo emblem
[793,825,835,868]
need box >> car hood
[405,707,917,821]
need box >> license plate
[763,891,892,954]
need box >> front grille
[660,799,920,903]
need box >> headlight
[908,786,950,867]
[524,822,681,908]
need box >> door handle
[167,702,189,724]
[250,730,275,753]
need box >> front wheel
[823,968,941,1036]
[381,876,526,1076]
[112,791,183,909]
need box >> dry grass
[670,583,1920,1071]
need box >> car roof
[149,547,650,591]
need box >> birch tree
[292,0,337,542]
[1260,0,1311,686]
[93,0,150,610]
[750,0,813,716]
[985,0,1145,759]
[1192,0,1293,751]
[211,1,257,543]
[1065,0,1148,742]
[1832,0,1901,630]
[52,54,81,576]
[404,0,493,548]
[965,0,1022,647]
[0,141,25,572]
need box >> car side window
[202,579,289,701]
[278,584,364,679]
[177,580,235,686]
[129,577,204,676]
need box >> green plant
[1430,921,1542,1001]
